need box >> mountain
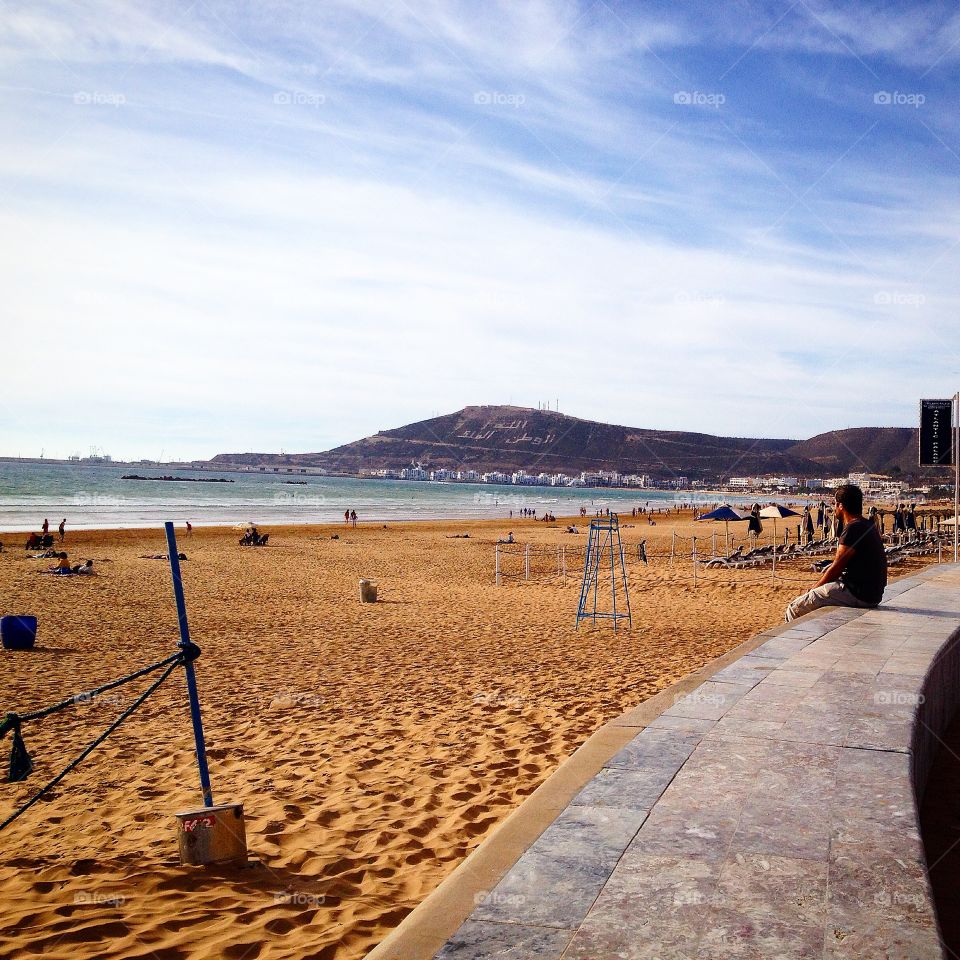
[211,407,932,480]
[212,405,824,479]
[786,427,918,476]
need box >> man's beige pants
[785,581,876,622]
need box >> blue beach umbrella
[695,505,752,554]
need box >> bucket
[1,616,37,651]
[359,579,378,603]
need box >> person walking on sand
[786,484,886,621]
[42,518,49,536]
[350,509,357,528]
[58,518,66,542]
[186,521,193,536]
[344,510,350,525]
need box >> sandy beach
[0,514,941,959]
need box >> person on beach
[350,510,357,527]
[49,552,70,573]
[186,521,193,536]
[58,518,66,541]
[785,484,887,622]
[905,504,917,538]
[345,510,350,524]
[42,518,49,536]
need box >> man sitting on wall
[785,484,887,622]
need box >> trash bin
[1,616,37,651]
[359,579,378,603]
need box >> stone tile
[646,715,717,736]
[762,668,824,688]
[470,851,611,928]
[737,683,806,706]
[730,801,832,861]
[528,804,648,866]
[882,657,933,676]
[711,716,786,738]
[825,903,941,959]
[714,852,828,928]
[708,664,770,687]
[562,854,717,960]
[435,920,573,960]
[606,727,701,771]
[751,637,816,660]
[828,838,934,926]
[844,714,912,752]
[698,907,823,959]
[663,681,754,721]
[629,800,741,861]
[571,767,676,811]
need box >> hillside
[786,427,918,476]
[212,405,821,479]
[211,407,936,481]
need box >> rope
[0,656,184,833]
[19,649,187,723]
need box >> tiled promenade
[436,565,959,960]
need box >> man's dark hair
[835,483,863,515]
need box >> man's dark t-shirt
[839,518,887,605]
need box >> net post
[164,521,213,808]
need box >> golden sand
[0,515,936,959]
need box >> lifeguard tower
[576,513,632,630]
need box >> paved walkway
[437,565,957,959]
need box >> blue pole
[164,521,214,808]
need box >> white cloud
[2,0,960,460]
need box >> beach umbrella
[695,505,752,555]
[759,504,801,571]
[759,504,800,539]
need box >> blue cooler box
[1,616,37,650]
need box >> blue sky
[2,0,959,460]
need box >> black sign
[920,399,954,467]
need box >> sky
[2,0,960,460]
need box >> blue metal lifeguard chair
[576,513,632,630]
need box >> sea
[0,460,769,532]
